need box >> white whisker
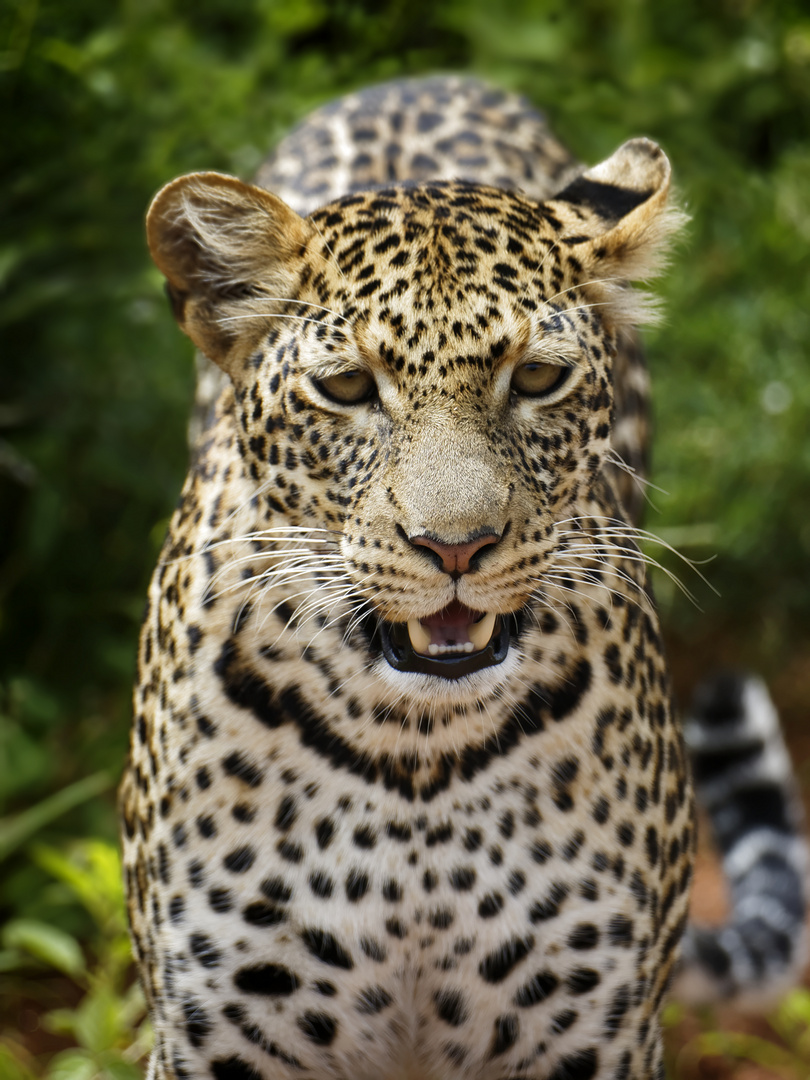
[217,313,342,330]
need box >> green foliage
[1,1,808,1075]
[0,773,114,863]
[2,919,86,979]
[0,840,149,1078]
[665,989,810,1077]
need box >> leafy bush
[664,991,810,1077]
[0,840,149,1078]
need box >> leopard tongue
[406,604,497,656]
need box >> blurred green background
[1,0,809,1075]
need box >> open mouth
[379,600,511,679]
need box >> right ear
[146,172,315,370]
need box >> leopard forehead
[235,187,613,477]
[245,182,610,410]
[303,180,596,338]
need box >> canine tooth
[407,618,432,654]
[468,611,497,651]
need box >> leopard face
[148,144,676,715]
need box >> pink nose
[410,532,500,576]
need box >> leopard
[121,76,806,1080]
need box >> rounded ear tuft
[583,137,671,201]
[553,138,673,236]
[147,172,314,296]
[550,138,687,327]
[146,172,314,368]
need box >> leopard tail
[677,672,807,1006]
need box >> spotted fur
[678,673,805,1007]
[122,78,804,1080]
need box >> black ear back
[546,138,686,327]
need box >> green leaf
[0,946,25,972]
[0,772,114,862]
[0,1043,38,1080]
[778,987,810,1027]
[100,1060,142,1080]
[1,918,86,978]
[117,982,147,1030]
[690,1030,806,1078]
[771,987,810,1059]
[33,839,126,931]
[72,988,122,1054]
[43,1008,78,1037]
[45,1050,97,1080]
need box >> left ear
[549,138,685,322]
[146,172,316,372]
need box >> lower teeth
[405,611,498,656]
[427,642,476,656]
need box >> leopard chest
[125,664,689,1076]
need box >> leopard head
[147,139,681,704]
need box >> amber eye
[511,360,570,398]
[313,370,376,404]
